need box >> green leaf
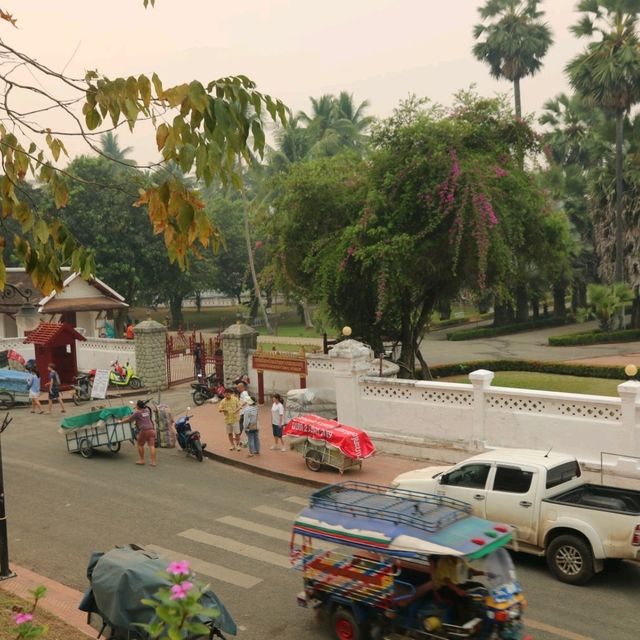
[188,81,208,113]
[33,218,49,244]
[156,123,170,150]
[152,72,164,99]
[178,143,196,173]
[85,109,102,130]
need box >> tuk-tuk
[291,482,530,640]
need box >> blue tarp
[0,368,31,394]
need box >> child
[46,363,66,414]
[27,366,44,414]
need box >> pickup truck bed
[548,484,640,515]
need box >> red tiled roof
[23,322,86,345]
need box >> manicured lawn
[438,371,622,397]
[0,588,89,640]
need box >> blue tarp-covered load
[0,368,31,394]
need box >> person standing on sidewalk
[270,393,286,451]
[237,382,251,448]
[27,365,44,414]
[119,400,157,466]
[46,363,66,414]
[218,388,242,450]
[243,396,260,457]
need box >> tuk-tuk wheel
[305,450,322,472]
[107,441,121,453]
[0,391,15,409]
[79,438,93,458]
[331,607,361,640]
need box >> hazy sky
[3,0,583,163]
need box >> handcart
[283,414,375,474]
[0,368,32,408]
[60,406,134,459]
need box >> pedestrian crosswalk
[144,495,308,590]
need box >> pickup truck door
[436,462,492,518]
[484,464,538,544]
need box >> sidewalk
[1,397,431,636]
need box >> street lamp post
[0,412,15,580]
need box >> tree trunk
[631,291,640,329]
[238,159,273,334]
[301,299,314,329]
[515,285,528,322]
[553,285,566,318]
[437,299,451,321]
[531,296,539,319]
[415,348,432,381]
[513,78,522,119]
[614,108,625,284]
[493,298,512,326]
[169,295,184,329]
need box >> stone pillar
[469,369,494,449]
[134,318,168,390]
[329,339,373,427]
[618,380,640,456]
[221,323,258,386]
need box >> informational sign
[252,351,307,375]
[91,369,110,400]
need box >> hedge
[446,316,573,341]
[429,359,628,380]
[548,328,640,346]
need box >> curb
[202,449,327,489]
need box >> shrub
[548,328,640,346]
[446,316,573,341]
[430,359,627,380]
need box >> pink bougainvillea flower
[14,612,33,625]
[166,560,190,576]
[170,580,193,600]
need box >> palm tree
[566,0,640,285]
[99,131,134,163]
[473,0,553,117]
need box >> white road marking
[252,505,299,521]
[145,545,261,589]
[217,515,334,550]
[178,528,291,568]
[284,496,308,506]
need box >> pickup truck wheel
[547,535,594,585]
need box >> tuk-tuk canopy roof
[293,482,512,561]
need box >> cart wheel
[305,450,322,472]
[107,441,121,453]
[72,392,80,406]
[79,438,93,458]
[0,391,15,409]
[129,377,142,389]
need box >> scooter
[72,373,92,405]
[191,372,225,405]
[175,412,205,462]
[109,360,142,389]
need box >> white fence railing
[76,338,135,372]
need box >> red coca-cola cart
[283,414,375,474]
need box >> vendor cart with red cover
[283,414,375,474]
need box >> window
[546,461,581,489]
[493,466,533,494]
[441,464,490,489]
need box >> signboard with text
[91,369,110,400]
[252,351,307,375]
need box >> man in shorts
[218,388,242,451]
[120,400,157,466]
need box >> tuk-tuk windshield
[471,548,522,604]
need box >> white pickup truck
[392,448,640,585]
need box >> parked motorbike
[72,373,92,405]
[191,372,225,406]
[175,411,205,462]
[109,360,142,389]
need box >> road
[1,396,638,640]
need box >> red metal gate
[166,331,223,388]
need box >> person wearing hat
[119,400,157,466]
[243,396,260,457]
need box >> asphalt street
[1,394,638,640]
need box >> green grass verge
[438,371,622,397]
[548,328,640,346]
[446,316,573,341]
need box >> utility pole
[0,412,15,580]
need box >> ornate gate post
[134,318,168,390]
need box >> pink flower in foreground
[166,560,190,576]
[170,580,193,600]
[14,612,33,625]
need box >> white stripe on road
[217,515,334,550]
[145,545,261,589]
[284,496,308,506]
[526,618,593,640]
[252,505,299,521]
[178,528,291,568]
